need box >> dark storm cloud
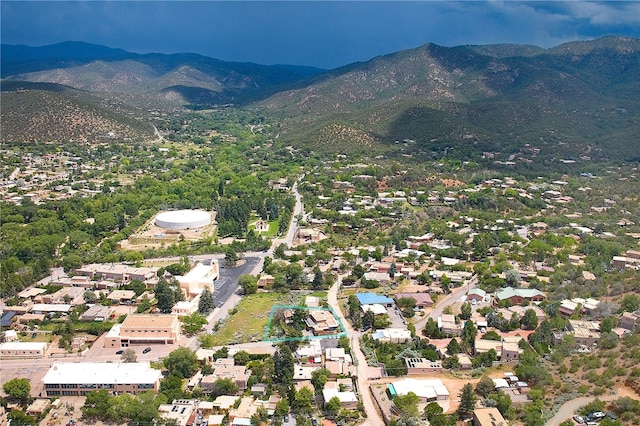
[2,1,640,69]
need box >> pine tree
[198,287,215,314]
[457,383,477,419]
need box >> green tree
[311,368,330,393]
[155,278,176,313]
[325,396,342,416]
[181,312,207,335]
[273,345,295,386]
[210,378,239,398]
[198,287,215,314]
[460,301,472,320]
[164,347,198,379]
[7,410,37,426]
[446,337,461,355]
[239,274,258,295]
[121,348,137,363]
[621,294,640,312]
[82,389,112,419]
[83,289,97,303]
[3,377,31,404]
[475,375,496,398]
[292,387,314,415]
[457,383,477,419]
[233,350,251,366]
[275,398,290,418]
[461,319,477,352]
[394,392,420,418]
[521,309,539,330]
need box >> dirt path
[546,386,639,426]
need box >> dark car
[115,349,124,355]
[31,332,37,338]
[143,347,152,354]
[283,414,289,422]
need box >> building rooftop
[42,361,162,385]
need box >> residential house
[619,312,640,330]
[388,378,450,403]
[467,288,487,303]
[306,310,340,336]
[405,358,443,375]
[563,320,601,347]
[322,381,358,409]
[438,314,462,336]
[473,407,507,426]
[393,292,433,309]
[355,293,394,307]
[494,288,546,305]
[200,358,250,393]
[371,328,412,344]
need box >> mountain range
[2,37,639,161]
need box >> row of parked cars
[115,346,151,355]
[573,411,616,424]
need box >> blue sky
[2,1,640,69]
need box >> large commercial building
[42,362,162,397]
[155,210,212,230]
[73,263,159,284]
[104,314,180,348]
[176,260,219,300]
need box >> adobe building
[104,314,180,348]
[175,261,219,300]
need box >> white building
[176,261,219,299]
[42,362,162,397]
[0,341,48,358]
[388,378,450,402]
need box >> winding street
[546,387,639,426]
[328,278,384,426]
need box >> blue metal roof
[356,292,394,305]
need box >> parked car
[591,412,606,420]
[283,414,289,422]
[573,414,585,424]
[143,347,152,354]
[115,349,124,355]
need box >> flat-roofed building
[322,381,358,409]
[388,378,449,402]
[176,261,219,300]
[107,289,136,304]
[619,312,640,330]
[393,292,434,309]
[200,358,250,392]
[566,319,601,347]
[35,287,84,305]
[74,263,159,283]
[371,328,412,344]
[42,362,162,396]
[306,310,340,336]
[104,314,180,348]
[473,407,507,426]
[0,341,48,359]
[30,303,73,315]
[405,358,443,374]
[80,304,113,321]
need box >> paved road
[413,274,478,331]
[328,277,384,426]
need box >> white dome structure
[155,210,211,230]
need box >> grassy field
[210,292,301,345]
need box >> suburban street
[328,277,385,426]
